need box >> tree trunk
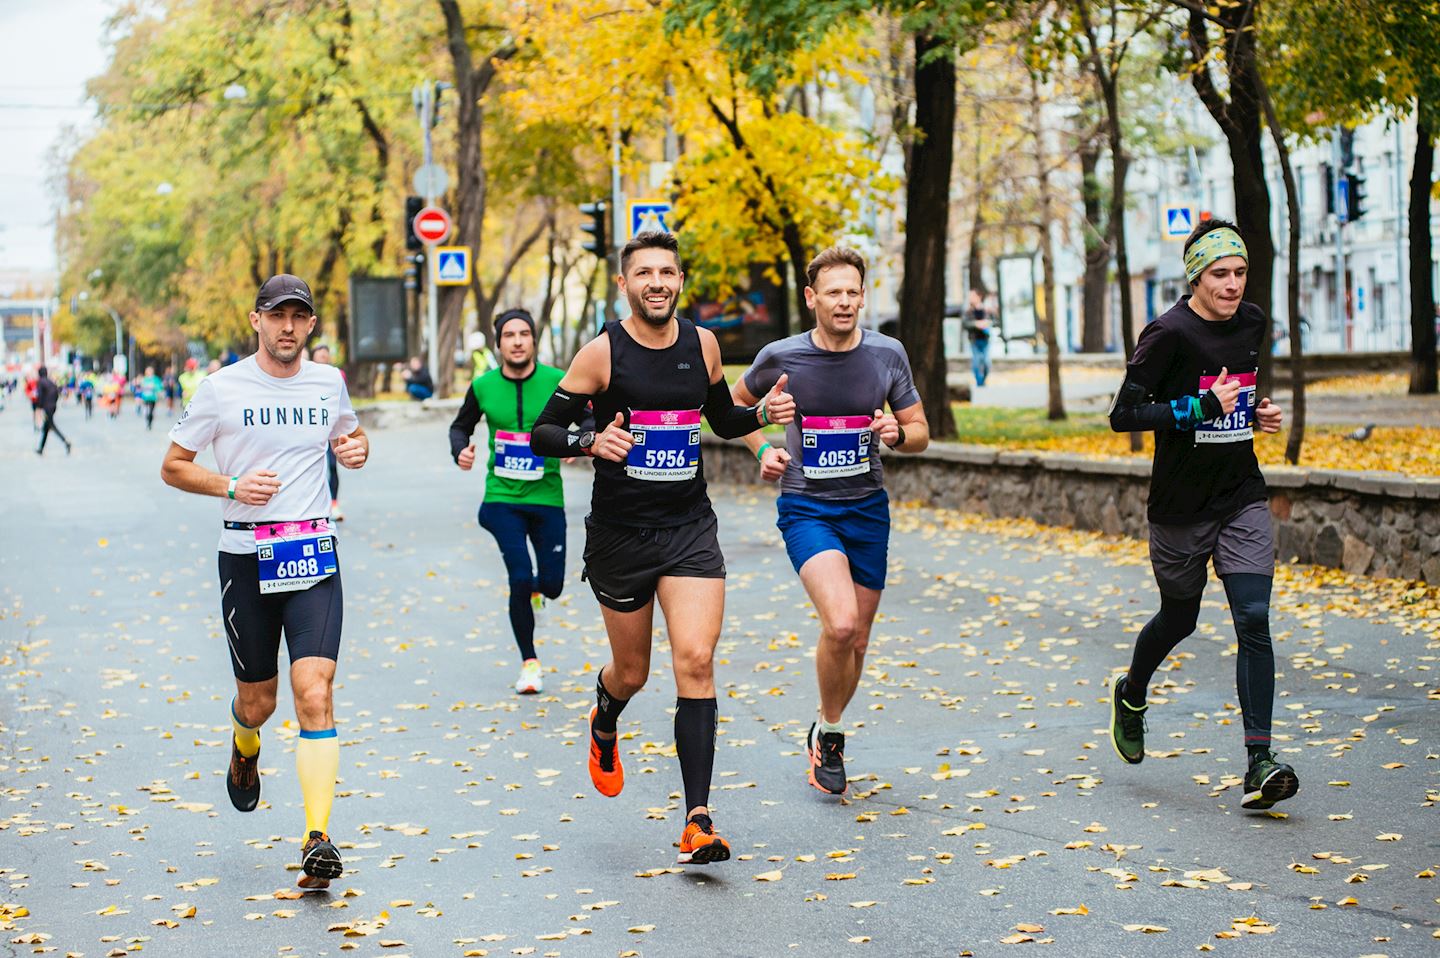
[783,220,811,333]
[1257,71,1305,463]
[1079,141,1109,353]
[1186,4,1275,393]
[967,205,986,296]
[1102,79,1135,362]
[1409,120,1437,394]
[437,0,515,398]
[1031,73,1065,421]
[899,32,957,440]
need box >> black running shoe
[298,831,344,888]
[806,722,848,795]
[227,737,261,812]
[1109,673,1147,765]
[1242,752,1299,810]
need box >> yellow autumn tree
[502,0,892,328]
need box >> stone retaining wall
[356,400,1438,583]
[700,434,1440,583]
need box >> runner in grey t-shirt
[730,246,929,796]
[743,327,920,500]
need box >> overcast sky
[0,0,112,275]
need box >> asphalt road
[1,398,1436,957]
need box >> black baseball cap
[255,274,315,312]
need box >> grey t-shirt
[743,329,921,501]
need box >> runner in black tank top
[589,317,711,528]
[532,231,795,865]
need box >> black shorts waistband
[223,516,328,531]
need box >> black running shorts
[581,511,726,613]
[217,549,343,682]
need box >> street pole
[416,81,440,388]
[1394,121,1408,351]
[1334,129,1350,350]
[108,306,123,361]
[606,95,622,324]
[41,299,52,365]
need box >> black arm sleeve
[448,387,482,462]
[701,376,762,440]
[531,386,594,458]
[1109,376,1222,433]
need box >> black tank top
[591,318,712,527]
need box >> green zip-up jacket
[448,363,566,507]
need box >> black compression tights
[1126,573,1275,748]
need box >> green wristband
[227,476,239,500]
[755,442,772,462]
[759,402,771,426]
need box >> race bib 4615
[1196,371,1255,444]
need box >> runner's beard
[630,288,676,327]
[503,353,533,374]
[261,331,304,365]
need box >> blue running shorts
[775,489,890,591]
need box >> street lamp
[77,290,124,373]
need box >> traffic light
[1321,163,1335,216]
[405,195,424,251]
[579,201,608,258]
[1347,172,1368,222]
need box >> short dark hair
[620,231,682,275]
[806,246,866,288]
[1182,217,1240,257]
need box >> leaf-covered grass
[948,405,1440,477]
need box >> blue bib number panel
[1196,371,1256,444]
[800,415,873,479]
[255,520,336,594]
[625,409,701,481]
[493,430,545,481]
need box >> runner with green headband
[1107,217,1298,811]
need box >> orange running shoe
[587,705,624,797]
[677,813,730,864]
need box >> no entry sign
[412,205,452,245]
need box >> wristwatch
[578,430,596,453]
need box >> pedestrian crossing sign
[1163,206,1195,239]
[434,246,471,286]
[627,199,673,239]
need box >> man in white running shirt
[161,274,369,889]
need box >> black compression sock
[674,697,718,812]
[592,668,629,736]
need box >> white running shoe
[330,501,345,522]
[516,658,543,695]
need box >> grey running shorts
[1148,498,1274,599]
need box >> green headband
[1184,227,1248,283]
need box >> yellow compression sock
[231,699,261,758]
[296,728,340,836]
